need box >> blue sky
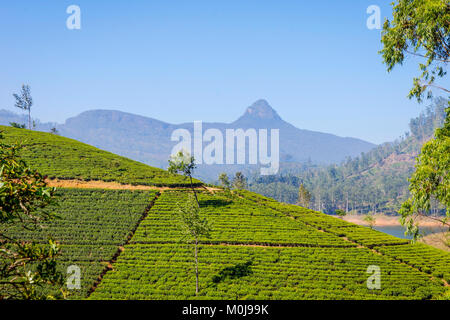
[0,1,441,144]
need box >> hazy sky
[0,1,444,144]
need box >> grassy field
[90,190,450,300]
[0,126,199,187]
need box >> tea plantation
[0,126,198,187]
[2,188,159,298]
[90,190,450,300]
[2,128,449,300]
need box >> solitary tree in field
[297,184,311,208]
[0,131,64,299]
[232,172,247,190]
[335,209,347,219]
[13,84,33,130]
[364,213,377,230]
[381,0,450,241]
[176,195,212,296]
[218,173,231,190]
[168,150,200,206]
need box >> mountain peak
[242,99,282,121]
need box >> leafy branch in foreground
[400,106,450,241]
[380,0,449,102]
[0,131,64,299]
[175,195,212,296]
[381,0,450,243]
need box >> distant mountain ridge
[248,98,448,214]
[0,100,376,181]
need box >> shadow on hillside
[199,198,232,207]
[211,261,253,284]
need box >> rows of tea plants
[235,190,409,247]
[132,191,355,247]
[2,188,158,299]
[1,126,197,187]
[90,244,446,300]
[232,190,450,286]
[375,243,450,283]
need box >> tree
[0,131,64,299]
[168,150,200,206]
[380,0,449,102]
[335,209,347,219]
[13,84,33,130]
[232,172,247,190]
[297,184,311,208]
[175,195,212,296]
[381,0,450,240]
[400,107,450,240]
[218,173,231,190]
[364,213,377,230]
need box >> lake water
[373,225,444,239]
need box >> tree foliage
[168,150,200,206]
[381,0,449,241]
[363,213,377,230]
[380,0,449,102]
[400,105,450,240]
[297,184,311,208]
[0,131,64,299]
[9,122,26,129]
[232,172,247,190]
[218,173,231,190]
[335,209,347,219]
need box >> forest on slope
[248,98,448,215]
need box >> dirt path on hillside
[46,178,221,192]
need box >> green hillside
[2,127,449,300]
[90,190,450,300]
[0,125,199,187]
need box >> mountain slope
[53,100,375,180]
[249,98,448,214]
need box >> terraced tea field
[2,188,159,298]
[0,126,198,187]
[90,190,450,300]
